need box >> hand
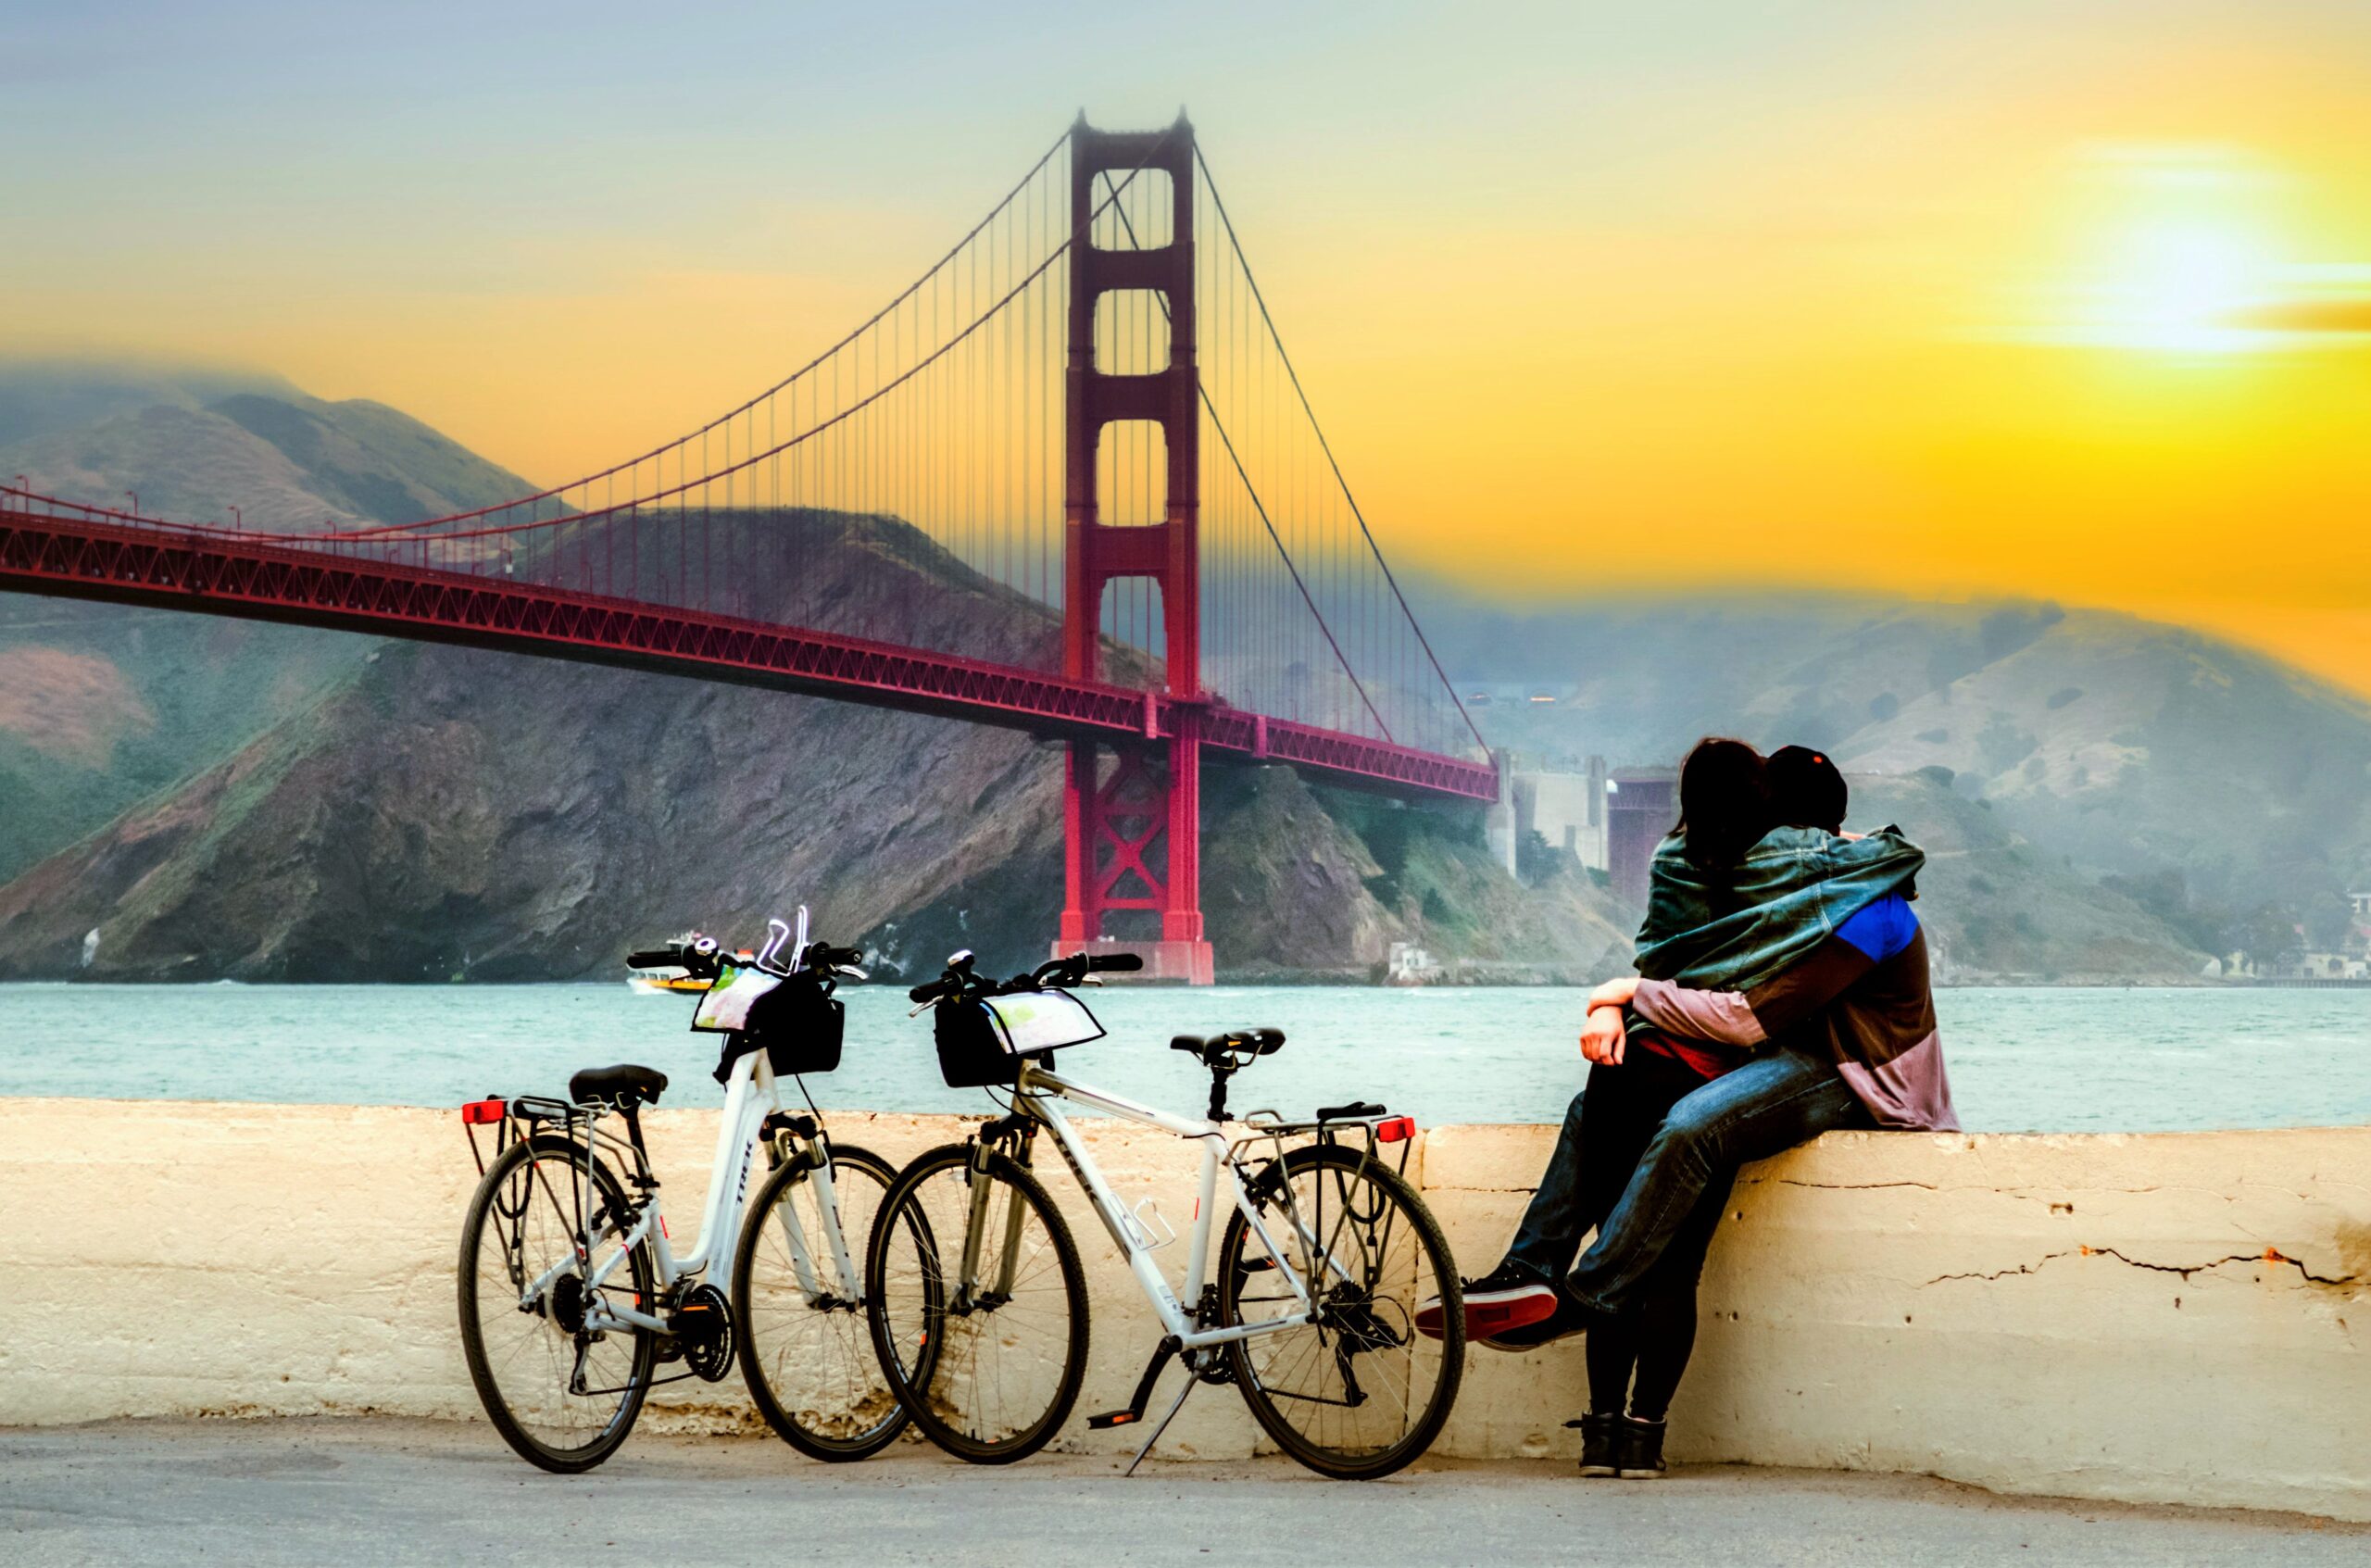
[1579,1003,1626,1066]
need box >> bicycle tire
[865,1141,1088,1464]
[1218,1141,1464,1480]
[457,1133,657,1474]
[733,1140,910,1461]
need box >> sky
[5,0,2370,694]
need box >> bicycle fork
[957,1127,1033,1311]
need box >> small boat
[625,947,755,995]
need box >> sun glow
[2052,148,2288,355]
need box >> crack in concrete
[1923,1245,2360,1289]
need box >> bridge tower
[1057,113,1213,984]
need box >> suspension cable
[1194,144,1488,755]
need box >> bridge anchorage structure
[0,112,1496,985]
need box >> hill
[1425,590,2371,935]
[0,364,541,882]
[0,491,1635,982]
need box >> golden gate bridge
[0,116,1496,984]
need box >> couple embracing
[1417,738,1959,1478]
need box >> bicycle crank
[672,1283,736,1383]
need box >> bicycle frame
[530,1047,862,1338]
[1002,1060,1335,1352]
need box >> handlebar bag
[696,964,845,1080]
[746,971,845,1077]
[935,988,1105,1088]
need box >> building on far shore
[1486,750,1675,908]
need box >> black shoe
[1415,1261,1557,1342]
[1568,1411,1622,1476]
[1615,1414,1667,1479]
[1479,1278,1610,1352]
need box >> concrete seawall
[3,1100,2364,1519]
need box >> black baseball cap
[1768,745,1847,834]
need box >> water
[5,984,2367,1132]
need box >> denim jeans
[1504,1045,1867,1311]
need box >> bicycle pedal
[1084,1410,1141,1430]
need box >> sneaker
[1567,1411,1622,1476]
[1413,1261,1557,1342]
[1615,1414,1667,1479]
[1479,1278,1607,1352]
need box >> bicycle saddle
[570,1063,669,1110]
[1169,1027,1285,1064]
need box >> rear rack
[1237,1106,1420,1184]
[458,1093,634,1180]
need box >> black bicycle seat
[1169,1027,1285,1063]
[570,1063,669,1110]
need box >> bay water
[5,983,2367,1133]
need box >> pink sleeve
[1631,978,1767,1047]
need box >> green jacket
[1632,825,1926,993]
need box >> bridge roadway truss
[0,503,1497,800]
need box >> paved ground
[4,1420,2365,1567]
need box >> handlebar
[627,931,866,985]
[911,948,1141,1008]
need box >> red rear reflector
[1375,1116,1415,1144]
[460,1098,506,1124]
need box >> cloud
[2229,295,2371,337]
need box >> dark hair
[1767,745,1848,834]
[1674,736,1773,869]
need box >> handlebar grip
[909,978,954,1005]
[624,947,680,971]
[1087,953,1144,973]
[815,944,864,968]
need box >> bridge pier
[1054,112,1213,984]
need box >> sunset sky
[6,2,2370,693]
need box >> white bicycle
[869,949,1466,1480]
[455,915,905,1472]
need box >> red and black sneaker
[1414,1261,1559,1342]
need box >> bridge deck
[0,507,1496,803]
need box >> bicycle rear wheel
[865,1141,1088,1464]
[457,1134,656,1473]
[734,1140,908,1461]
[1219,1141,1463,1479]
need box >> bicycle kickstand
[1085,1335,1199,1476]
[1124,1365,1200,1477]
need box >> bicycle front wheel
[865,1141,1088,1464]
[734,1140,908,1461]
[1219,1141,1464,1479]
[457,1134,657,1473]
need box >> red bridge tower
[1057,114,1213,984]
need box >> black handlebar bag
[695,962,845,1081]
[746,971,845,1076]
[935,988,1104,1088]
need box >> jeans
[1506,1045,1867,1312]
[1500,1049,1738,1418]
